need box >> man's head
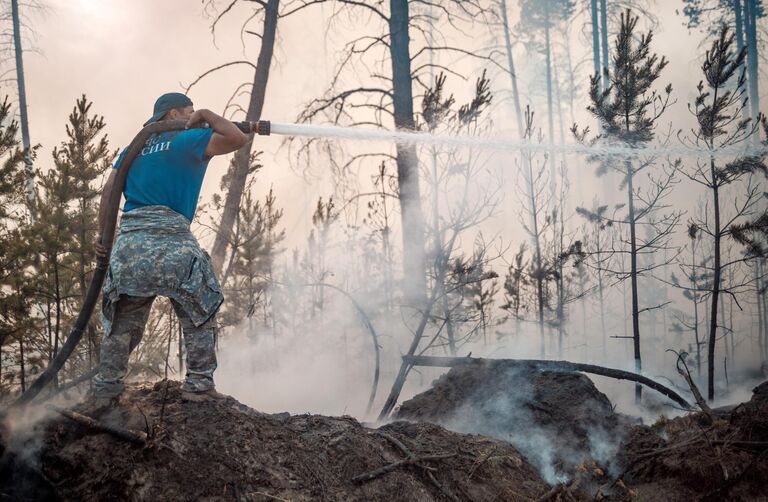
[144,92,194,126]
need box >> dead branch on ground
[46,404,147,446]
[668,349,713,421]
[354,431,461,502]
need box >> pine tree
[579,9,677,401]
[51,95,116,371]
[682,26,766,400]
[219,182,285,331]
[0,96,35,394]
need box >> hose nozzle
[234,120,271,136]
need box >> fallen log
[401,355,692,409]
[46,404,147,446]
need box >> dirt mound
[0,380,549,501]
[620,381,768,501]
[395,360,631,482]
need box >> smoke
[0,398,69,494]
[395,363,628,485]
[215,298,389,418]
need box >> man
[92,92,248,404]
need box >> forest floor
[0,363,766,501]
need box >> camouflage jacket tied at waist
[101,205,224,334]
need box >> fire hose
[14,119,271,406]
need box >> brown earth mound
[395,360,633,482]
[619,381,768,501]
[0,380,549,501]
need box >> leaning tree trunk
[210,0,279,277]
[389,0,426,302]
[500,0,524,136]
[11,0,35,215]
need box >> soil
[395,360,768,500]
[618,380,768,501]
[0,380,548,502]
[1,367,766,501]
[395,360,636,481]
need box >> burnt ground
[0,380,548,502]
[394,360,768,501]
[1,366,766,501]
[396,360,636,481]
[619,380,768,501]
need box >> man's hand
[95,236,110,261]
[185,109,210,129]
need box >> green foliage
[588,10,672,145]
[1,95,116,395]
[420,70,492,131]
[501,244,529,323]
[0,96,32,394]
[219,179,286,329]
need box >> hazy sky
[17,0,764,248]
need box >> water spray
[236,120,768,159]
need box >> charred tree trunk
[692,241,702,379]
[210,0,279,276]
[626,160,642,402]
[761,260,768,362]
[596,224,607,361]
[11,0,35,214]
[389,0,426,302]
[734,0,749,125]
[53,258,61,388]
[708,157,722,402]
[591,0,601,83]
[378,286,440,420]
[18,332,25,392]
[744,0,760,125]
[599,0,610,91]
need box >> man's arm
[186,109,249,157]
[95,169,117,259]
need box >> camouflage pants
[93,294,218,398]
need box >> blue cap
[144,92,193,126]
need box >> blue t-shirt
[113,128,214,222]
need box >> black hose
[14,119,269,407]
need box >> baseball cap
[144,92,194,126]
